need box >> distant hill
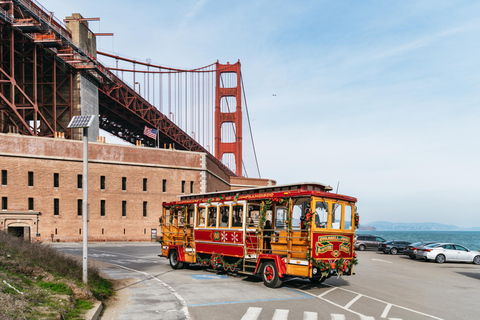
[358,225,376,231]
[364,221,480,231]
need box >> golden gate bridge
[0,0,261,178]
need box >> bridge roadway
[51,243,479,320]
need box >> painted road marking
[294,284,443,320]
[318,286,338,298]
[88,253,117,257]
[272,309,289,320]
[57,247,160,262]
[371,259,393,264]
[241,307,262,320]
[303,311,317,320]
[191,274,228,280]
[344,294,362,309]
[240,308,406,320]
[381,303,392,318]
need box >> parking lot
[52,242,480,319]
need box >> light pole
[67,115,95,285]
[135,81,141,94]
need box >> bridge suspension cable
[97,51,260,178]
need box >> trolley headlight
[312,267,318,275]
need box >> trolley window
[187,206,194,227]
[247,204,260,228]
[331,202,341,230]
[207,206,218,227]
[344,204,353,230]
[197,206,206,227]
[219,205,230,227]
[275,207,287,229]
[314,200,328,228]
[231,205,244,228]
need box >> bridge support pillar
[66,13,99,141]
[215,61,242,176]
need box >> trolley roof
[164,182,357,206]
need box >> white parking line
[371,259,393,264]
[241,307,262,320]
[344,294,362,309]
[303,311,318,320]
[90,248,160,261]
[272,309,289,320]
[294,284,443,320]
[381,303,392,318]
[318,286,338,298]
[331,314,346,320]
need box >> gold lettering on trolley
[316,241,333,254]
[315,235,351,256]
[167,192,276,206]
[339,242,351,253]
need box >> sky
[39,0,480,228]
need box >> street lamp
[67,115,95,285]
[135,81,141,94]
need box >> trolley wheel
[262,261,282,288]
[169,250,184,269]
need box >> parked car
[403,241,437,259]
[354,235,386,251]
[416,243,480,264]
[378,240,411,255]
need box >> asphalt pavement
[50,243,480,320]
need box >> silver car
[354,235,386,251]
[416,243,480,264]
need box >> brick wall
[0,134,275,242]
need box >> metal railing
[14,0,72,40]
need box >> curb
[85,300,103,320]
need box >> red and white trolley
[159,182,358,287]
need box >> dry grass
[0,231,113,319]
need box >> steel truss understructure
[0,0,109,137]
[0,3,73,136]
[0,0,237,177]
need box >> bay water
[356,230,480,252]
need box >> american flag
[143,126,158,139]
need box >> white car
[416,243,480,264]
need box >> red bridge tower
[215,61,242,176]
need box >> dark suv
[378,240,411,255]
[354,235,386,251]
